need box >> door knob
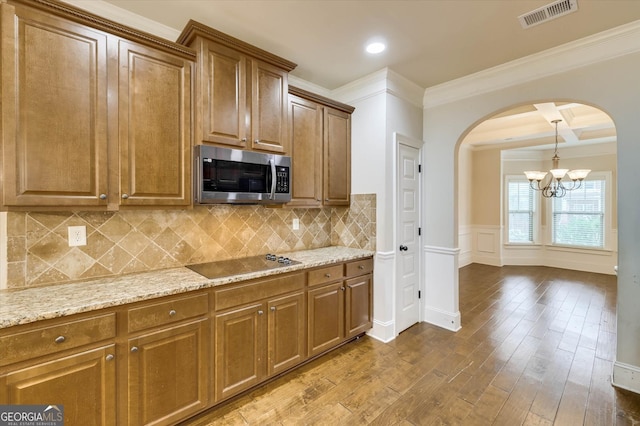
[399,245,408,251]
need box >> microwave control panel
[275,166,289,193]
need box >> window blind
[552,179,605,248]
[508,180,534,243]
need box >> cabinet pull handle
[169,309,176,316]
[131,346,139,353]
[99,193,107,200]
[358,265,365,270]
[258,310,264,315]
[54,335,65,344]
[105,354,114,361]
[270,306,276,312]
[325,273,331,278]
[121,193,129,199]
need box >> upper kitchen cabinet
[177,20,296,154]
[0,0,195,210]
[0,2,109,208]
[288,87,354,207]
[117,40,193,208]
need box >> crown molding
[424,20,640,109]
[288,75,332,98]
[331,68,424,108]
[61,0,180,41]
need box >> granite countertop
[0,246,374,329]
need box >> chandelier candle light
[524,119,591,198]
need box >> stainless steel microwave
[194,146,291,204]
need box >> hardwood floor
[181,264,640,425]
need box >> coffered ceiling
[462,102,616,151]
[90,0,640,90]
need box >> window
[552,178,606,248]
[507,178,536,243]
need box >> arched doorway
[456,101,617,274]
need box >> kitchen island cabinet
[288,86,354,207]
[0,0,194,210]
[177,20,296,154]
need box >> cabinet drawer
[215,273,305,311]
[345,258,373,277]
[307,264,344,287]
[0,313,116,367]
[128,293,209,333]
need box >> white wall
[423,23,640,393]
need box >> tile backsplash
[5,194,376,288]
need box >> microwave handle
[269,159,276,200]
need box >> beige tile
[99,215,133,243]
[6,262,26,288]
[6,212,26,237]
[7,237,26,262]
[54,249,95,279]
[29,232,70,263]
[98,246,134,274]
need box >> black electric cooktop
[186,254,300,279]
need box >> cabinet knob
[270,306,276,312]
[169,309,176,316]
[99,193,107,200]
[241,138,247,142]
[54,335,65,344]
[105,354,114,361]
[121,193,129,199]
[131,346,139,353]
[258,310,264,315]
[358,265,365,270]
[254,139,261,143]
[325,199,329,202]
[325,273,331,278]
[341,287,345,292]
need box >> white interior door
[396,141,421,334]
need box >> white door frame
[394,133,424,334]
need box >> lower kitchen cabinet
[214,283,306,401]
[345,273,373,338]
[267,292,306,375]
[126,319,209,426]
[308,282,345,357]
[0,345,116,426]
[214,302,265,401]
[308,257,374,357]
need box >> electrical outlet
[292,218,300,230]
[68,226,87,247]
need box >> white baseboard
[423,305,461,332]
[613,361,640,394]
[367,319,395,343]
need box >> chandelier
[524,119,590,198]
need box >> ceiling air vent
[518,0,578,29]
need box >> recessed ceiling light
[365,42,386,54]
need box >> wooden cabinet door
[345,274,373,338]
[1,5,109,207]
[323,107,351,206]
[251,60,289,153]
[0,345,116,426]
[288,94,323,207]
[214,303,265,401]
[199,41,248,147]
[127,320,209,426]
[118,40,193,207]
[308,282,345,357]
[267,292,306,376]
